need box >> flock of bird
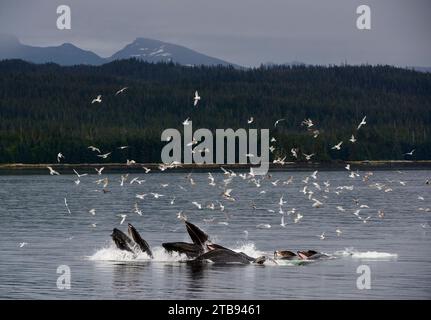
[24,86,430,250]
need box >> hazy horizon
[0,0,430,67]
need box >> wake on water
[88,243,398,265]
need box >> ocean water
[0,169,430,299]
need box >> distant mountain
[0,34,105,66]
[0,35,238,67]
[108,37,236,67]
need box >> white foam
[334,247,398,259]
[88,244,186,262]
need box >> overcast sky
[0,0,430,67]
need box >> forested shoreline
[0,59,430,164]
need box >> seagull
[150,193,164,199]
[64,198,71,214]
[279,196,287,206]
[193,90,201,106]
[291,148,298,159]
[177,211,187,221]
[182,118,191,126]
[115,87,128,95]
[91,95,102,104]
[73,169,88,178]
[331,141,343,150]
[247,117,254,124]
[345,164,351,171]
[118,146,129,150]
[126,159,136,166]
[312,130,320,138]
[97,152,111,159]
[95,167,104,175]
[311,171,318,180]
[301,118,314,128]
[303,153,315,161]
[47,166,60,175]
[404,149,415,156]
[280,215,287,227]
[136,193,147,200]
[119,214,127,225]
[89,209,96,216]
[88,146,101,153]
[357,116,367,130]
[142,166,151,174]
[134,203,142,216]
[378,210,385,218]
[208,173,216,186]
[256,223,271,229]
[170,197,176,205]
[74,179,80,185]
[294,213,303,223]
[336,228,342,236]
[19,242,28,248]
[222,189,235,201]
[319,232,325,240]
[274,118,285,128]
[349,135,357,143]
[57,153,65,163]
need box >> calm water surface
[0,169,430,299]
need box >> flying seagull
[274,118,285,127]
[193,91,201,106]
[357,116,367,130]
[331,141,343,150]
[115,87,128,95]
[91,95,102,104]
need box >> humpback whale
[192,248,266,265]
[111,224,153,258]
[162,221,209,258]
[297,250,329,260]
[127,223,153,258]
[274,250,297,260]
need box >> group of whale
[111,221,329,265]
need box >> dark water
[0,169,430,299]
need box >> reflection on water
[0,170,430,299]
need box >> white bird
[115,87,128,95]
[279,196,287,206]
[274,118,285,127]
[136,193,147,200]
[47,166,60,175]
[332,141,343,150]
[97,152,111,159]
[247,117,254,124]
[182,118,191,126]
[319,232,325,240]
[64,198,71,214]
[294,213,303,223]
[89,209,96,216]
[256,223,271,229]
[119,214,127,225]
[95,167,104,175]
[88,146,101,153]
[57,153,65,163]
[311,170,318,180]
[19,242,28,248]
[134,203,142,216]
[170,197,176,205]
[91,223,97,228]
[142,166,151,174]
[357,116,367,130]
[91,95,102,104]
[404,149,415,156]
[345,164,351,171]
[418,196,425,201]
[280,215,287,227]
[208,173,216,186]
[177,211,187,221]
[303,153,315,161]
[118,146,129,150]
[193,90,201,106]
[126,159,136,166]
[74,179,80,185]
[73,169,88,178]
[349,135,357,143]
[150,193,164,199]
[291,148,299,159]
[336,228,342,236]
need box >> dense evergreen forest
[0,59,430,164]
